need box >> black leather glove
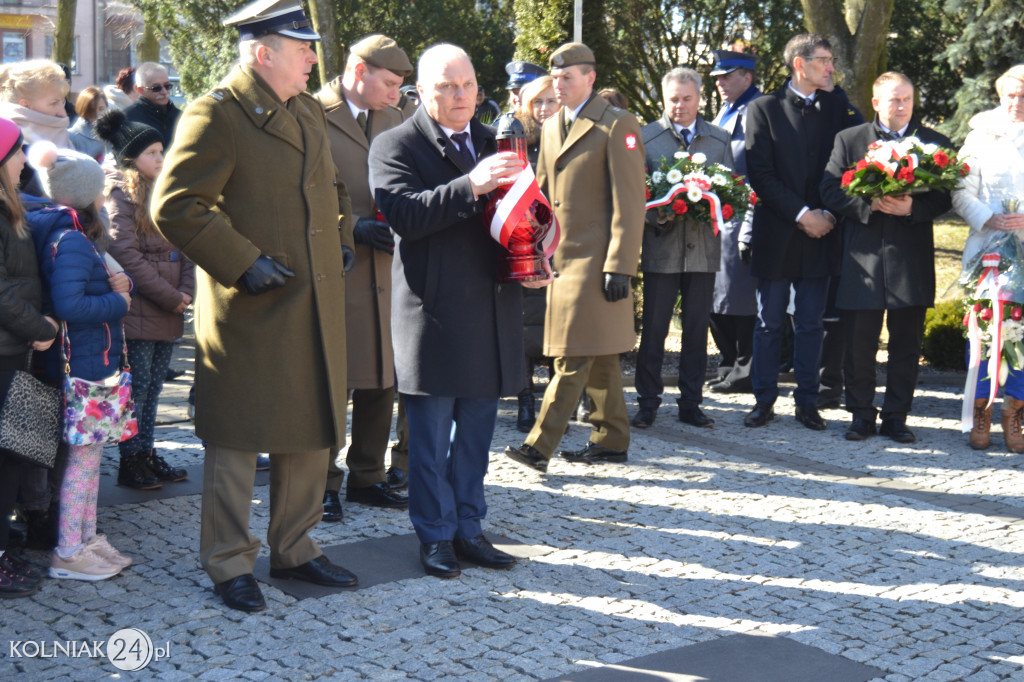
[602,272,631,303]
[353,218,394,253]
[342,245,355,273]
[738,241,752,265]
[240,255,294,295]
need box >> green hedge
[922,299,967,370]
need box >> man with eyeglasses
[124,61,182,148]
[742,33,860,432]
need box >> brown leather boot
[970,398,992,450]
[1001,397,1024,453]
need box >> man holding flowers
[819,72,952,443]
[632,67,733,429]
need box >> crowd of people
[0,0,1022,613]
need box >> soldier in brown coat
[506,42,646,472]
[152,1,358,613]
[315,34,412,520]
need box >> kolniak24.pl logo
[10,629,170,671]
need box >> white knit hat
[27,140,105,209]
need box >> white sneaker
[49,546,121,581]
[86,535,132,568]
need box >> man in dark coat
[743,33,858,431]
[632,67,733,429]
[369,43,550,579]
[123,62,181,148]
[820,72,952,443]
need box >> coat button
[458,211,468,219]
[316,274,324,281]
[556,164,564,172]
[553,200,560,207]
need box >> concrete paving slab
[253,533,547,598]
[545,632,884,681]
[98,466,269,507]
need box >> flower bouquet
[841,136,970,199]
[958,230,1024,431]
[645,151,755,235]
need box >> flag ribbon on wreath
[645,183,725,235]
[962,253,1005,432]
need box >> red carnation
[750,191,758,206]
[855,159,869,171]
[980,307,993,322]
[841,170,856,187]
[933,151,949,168]
[1014,307,1023,321]
[973,302,982,312]
[961,163,971,176]
[645,186,651,200]
[672,199,688,215]
[722,204,734,220]
[897,167,916,183]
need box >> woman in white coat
[952,64,1024,451]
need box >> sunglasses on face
[145,82,173,93]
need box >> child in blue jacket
[27,141,133,581]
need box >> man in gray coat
[632,67,733,429]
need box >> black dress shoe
[270,555,358,587]
[346,482,409,509]
[505,444,549,473]
[744,403,774,427]
[420,541,461,578]
[879,418,916,443]
[322,490,343,523]
[845,417,876,441]
[214,574,266,613]
[631,406,656,428]
[559,442,628,464]
[678,405,714,428]
[454,534,516,569]
[385,467,408,491]
[794,404,827,431]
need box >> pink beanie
[0,117,23,167]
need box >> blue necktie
[451,132,474,166]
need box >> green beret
[549,42,596,70]
[350,34,413,77]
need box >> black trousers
[709,313,755,371]
[842,306,926,421]
[635,271,715,409]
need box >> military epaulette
[207,88,232,102]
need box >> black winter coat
[369,107,525,398]
[0,211,56,357]
[820,118,952,310]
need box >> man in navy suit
[743,33,858,431]
[369,43,551,579]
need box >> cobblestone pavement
[4,330,1024,681]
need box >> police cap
[223,0,321,42]
[710,50,758,76]
[505,61,547,90]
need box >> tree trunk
[308,0,341,87]
[137,10,160,63]
[52,0,77,67]
[800,0,895,117]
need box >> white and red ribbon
[962,253,1005,432]
[489,162,561,258]
[646,183,725,235]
